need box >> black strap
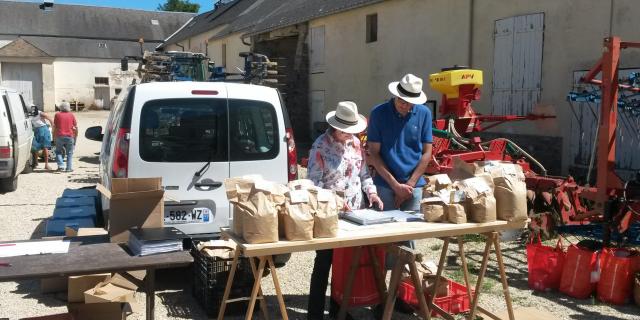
[397,83,421,98]
[334,116,358,126]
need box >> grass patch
[429,243,443,251]
[462,234,486,243]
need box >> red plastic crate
[397,277,474,316]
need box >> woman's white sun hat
[325,101,368,134]
[388,73,428,105]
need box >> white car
[86,81,298,235]
[0,86,34,192]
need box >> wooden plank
[0,242,193,281]
[222,220,527,257]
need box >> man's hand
[392,183,413,209]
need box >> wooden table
[218,219,527,320]
[0,236,193,320]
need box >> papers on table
[0,240,71,258]
[127,227,185,256]
[341,209,422,225]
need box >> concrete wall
[53,58,137,108]
[309,0,471,118]
[471,0,640,174]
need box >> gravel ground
[1,110,639,319]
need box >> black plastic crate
[191,240,254,317]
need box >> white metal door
[5,92,32,173]
[1,63,43,107]
[310,26,325,73]
[492,14,544,115]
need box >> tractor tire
[0,176,17,193]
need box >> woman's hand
[368,193,384,211]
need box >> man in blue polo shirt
[368,73,433,211]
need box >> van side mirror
[121,58,128,71]
[85,126,104,141]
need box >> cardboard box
[84,283,134,304]
[96,178,164,243]
[84,273,138,304]
[65,227,108,237]
[67,302,126,320]
[68,273,111,303]
[40,277,68,294]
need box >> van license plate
[164,207,212,224]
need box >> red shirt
[54,112,77,137]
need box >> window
[229,99,278,161]
[310,26,325,73]
[139,99,228,162]
[151,19,159,26]
[366,14,378,43]
[95,77,109,85]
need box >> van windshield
[139,98,228,162]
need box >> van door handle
[194,181,222,191]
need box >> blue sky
[16,0,213,12]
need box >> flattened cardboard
[96,178,164,243]
[84,282,134,304]
[19,313,75,320]
[67,273,111,303]
[65,227,108,237]
[67,302,126,320]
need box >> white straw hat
[325,101,367,134]
[388,73,428,105]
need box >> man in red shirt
[53,101,78,172]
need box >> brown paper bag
[427,174,453,191]
[288,179,315,190]
[462,175,497,223]
[282,189,314,241]
[224,178,254,236]
[490,164,528,221]
[421,197,446,222]
[309,188,339,238]
[242,180,281,243]
[446,203,467,224]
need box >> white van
[86,81,298,235]
[0,86,34,192]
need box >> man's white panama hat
[388,73,428,105]
[325,101,368,134]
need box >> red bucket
[331,246,385,307]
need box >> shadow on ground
[78,156,100,165]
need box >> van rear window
[139,99,228,162]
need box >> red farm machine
[427,37,640,245]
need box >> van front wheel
[0,176,17,193]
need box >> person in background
[30,104,53,171]
[53,101,78,172]
[306,101,383,320]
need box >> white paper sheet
[0,240,71,258]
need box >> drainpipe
[176,43,185,52]
[468,0,475,67]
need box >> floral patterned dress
[307,129,376,210]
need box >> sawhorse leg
[246,256,288,320]
[465,232,515,320]
[217,247,274,320]
[337,246,388,320]
[145,268,156,320]
[382,245,431,320]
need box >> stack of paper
[341,209,395,225]
[127,227,186,256]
